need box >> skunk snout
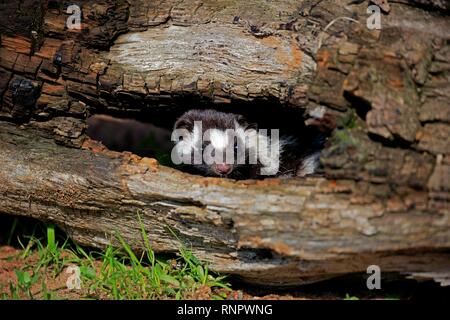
[212,163,233,175]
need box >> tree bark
[0,0,449,286]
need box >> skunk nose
[213,163,233,175]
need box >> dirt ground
[1,245,448,300]
[0,245,304,300]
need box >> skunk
[172,109,322,179]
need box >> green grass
[1,215,231,300]
[344,293,359,300]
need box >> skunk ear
[235,114,257,130]
[174,113,195,131]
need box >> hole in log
[87,114,175,166]
[86,101,329,180]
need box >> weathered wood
[0,0,449,285]
[1,123,449,285]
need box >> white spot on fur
[209,129,229,149]
[297,151,320,177]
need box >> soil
[1,245,449,300]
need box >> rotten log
[0,0,449,286]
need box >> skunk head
[173,109,260,178]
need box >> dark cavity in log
[86,102,330,179]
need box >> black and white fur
[173,109,321,179]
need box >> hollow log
[0,0,449,286]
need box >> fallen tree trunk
[0,0,449,286]
[1,122,449,285]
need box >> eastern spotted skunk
[172,109,323,179]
